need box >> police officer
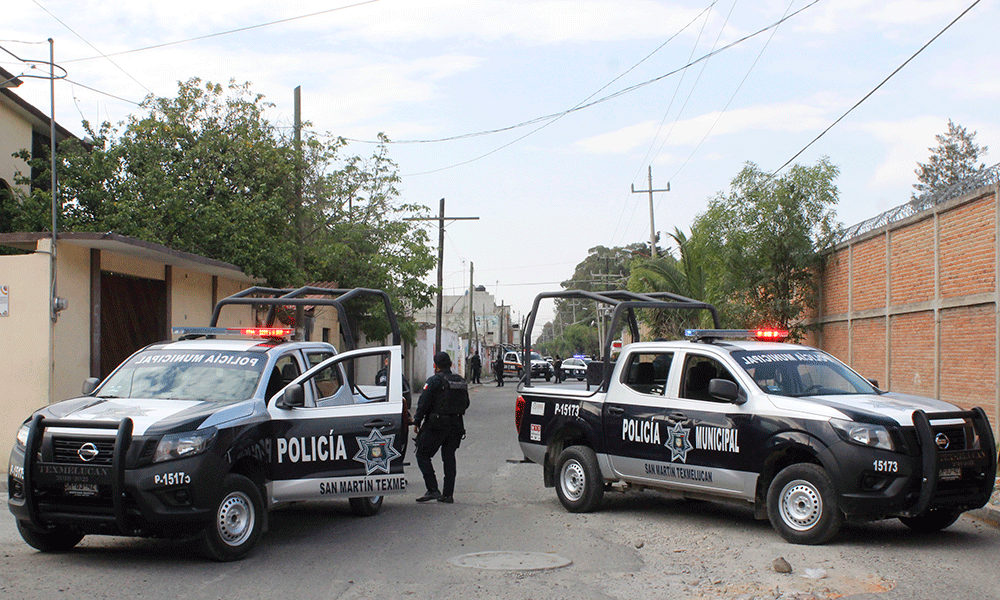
[413,352,469,503]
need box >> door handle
[663,412,687,425]
[364,419,394,429]
[607,406,625,416]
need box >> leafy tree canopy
[7,78,434,341]
[689,157,841,334]
[912,119,988,202]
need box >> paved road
[2,382,998,599]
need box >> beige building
[0,232,262,459]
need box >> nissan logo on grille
[934,433,950,450]
[77,442,100,462]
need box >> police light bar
[172,327,293,338]
[684,328,789,342]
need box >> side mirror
[709,379,744,405]
[867,378,880,389]
[277,383,305,409]
[82,377,101,395]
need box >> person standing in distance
[470,350,482,384]
[413,352,470,503]
[494,354,504,387]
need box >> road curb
[969,503,1000,527]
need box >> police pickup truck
[514,290,997,545]
[8,286,409,560]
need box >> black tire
[766,463,843,545]
[17,521,83,552]
[517,369,523,380]
[898,509,962,533]
[544,373,551,382]
[554,445,604,513]
[349,495,384,517]
[201,474,264,561]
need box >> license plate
[64,483,99,497]
[938,467,961,481]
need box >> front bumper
[826,407,997,519]
[9,415,222,538]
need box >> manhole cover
[448,551,573,571]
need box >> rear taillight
[515,396,525,433]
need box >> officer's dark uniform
[414,352,469,503]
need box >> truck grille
[52,436,116,465]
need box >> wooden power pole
[630,166,669,259]
[406,198,478,354]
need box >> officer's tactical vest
[437,373,470,415]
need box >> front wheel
[17,521,83,552]
[349,496,384,517]
[554,445,604,513]
[201,474,264,561]
[898,509,962,533]
[766,463,843,545]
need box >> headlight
[15,424,30,449]
[832,420,894,451]
[153,428,217,463]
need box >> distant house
[0,65,78,220]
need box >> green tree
[912,120,989,202]
[7,79,435,340]
[627,227,708,338]
[690,158,841,335]
[551,243,646,330]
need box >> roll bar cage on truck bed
[202,285,402,349]
[521,289,721,391]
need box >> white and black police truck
[8,287,410,560]
[514,290,997,545]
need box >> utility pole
[630,166,669,259]
[467,262,475,358]
[591,254,623,357]
[406,198,478,354]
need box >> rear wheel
[766,463,843,545]
[898,509,962,533]
[554,445,604,513]
[17,521,83,552]
[201,474,264,561]
[349,496,384,517]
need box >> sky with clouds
[3,0,997,324]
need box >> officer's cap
[434,351,452,369]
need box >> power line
[612,0,729,247]
[397,1,821,178]
[65,77,140,105]
[771,0,982,175]
[348,0,820,149]
[658,0,794,211]
[31,0,152,94]
[62,0,381,63]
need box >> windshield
[97,350,268,401]
[731,349,877,397]
[530,352,544,361]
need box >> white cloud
[576,100,831,154]
[859,116,946,192]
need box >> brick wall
[814,187,999,428]
[889,219,934,305]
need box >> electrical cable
[348,0,818,148]
[399,1,818,177]
[62,0,381,63]
[612,0,733,248]
[771,0,982,175]
[31,0,153,94]
[660,0,794,209]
